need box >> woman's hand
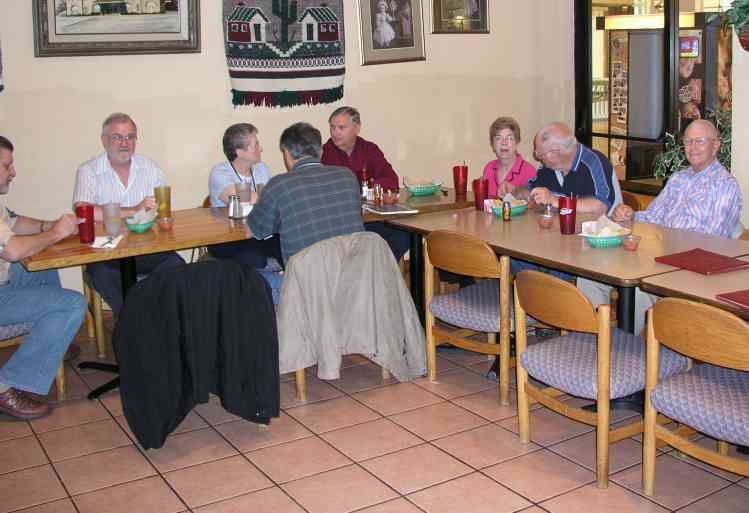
[497,181,516,196]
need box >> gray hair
[328,106,361,125]
[279,122,322,160]
[222,123,258,161]
[536,122,576,153]
[0,136,13,153]
[102,113,137,136]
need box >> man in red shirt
[321,106,408,260]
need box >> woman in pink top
[482,116,537,199]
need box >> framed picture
[358,0,425,65]
[33,0,201,57]
[433,0,489,34]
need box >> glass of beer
[154,186,171,219]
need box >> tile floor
[1,333,748,513]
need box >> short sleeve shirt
[208,161,273,207]
[0,200,18,283]
[73,153,165,208]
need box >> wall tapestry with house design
[223,1,345,107]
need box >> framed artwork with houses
[223,1,346,107]
[357,0,425,65]
[33,0,200,57]
[432,0,489,34]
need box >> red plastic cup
[472,178,489,210]
[453,165,468,196]
[558,196,577,235]
[75,205,95,244]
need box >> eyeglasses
[682,137,716,147]
[493,135,516,144]
[106,134,137,143]
[533,148,559,159]
[242,142,261,151]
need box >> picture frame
[358,0,425,65]
[432,0,489,34]
[33,0,201,57]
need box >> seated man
[0,136,86,420]
[248,122,364,301]
[578,119,742,334]
[73,113,184,314]
[320,106,409,261]
[208,123,281,268]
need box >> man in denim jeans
[0,135,86,420]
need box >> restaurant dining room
[1,1,748,512]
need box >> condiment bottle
[228,195,242,219]
[373,184,383,206]
[502,201,511,221]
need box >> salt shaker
[228,194,243,219]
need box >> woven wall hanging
[223,1,345,108]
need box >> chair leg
[425,313,437,382]
[91,288,107,359]
[514,290,530,443]
[498,256,511,406]
[295,369,307,402]
[55,364,65,401]
[83,288,96,340]
[595,400,610,488]
[718,440,729,456]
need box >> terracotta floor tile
[413,368,495,399]
[436,347,491,368]
[435,356,460,372]
[389,402,487,441]
[341,354,373,367]
[562,396,641,424]
[355,498,424,513]
[77,369,119,390]
[360,443,472,495]
[0,419,32,443]
[678,484,749,513]
[549,431,644,474]
[38,418,131,462]
[193,486,305,513]
[284,396,380,434]
[17,498,77,513]
[669,436,749,482]
[739,477,749,489]
[433,424,540,469]
[540,482,669,513]
[517,508,548,513]
[54,445,155,495]
[165,455,272,508]
[282,464,398,513]
[451,389,521,422]
[194,397,241,426]
[408,471,531,513]
[280,376,344,409]
[72,476,185,513]
[216,412,313,453]
[353,382,444,416]
[326,362,397,394]
[612,453,731,510]
[321,418,422,461]
[497,408,594,446]
[145,428,238,473]
[99,392,123,416]
[29,398,110,433]
[0,435,48,474]
[173,411,210,434]
[0,465,67,513]
[47,366,91,403]
[246,436,351,483]
[483,449,595,503]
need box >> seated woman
[208,123,282,271]
[482,116,536,199]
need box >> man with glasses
[579,119,742,334]
[73,113,183,314]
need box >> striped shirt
[208,161,273,207]
[73,153,165,208]
[635,160,742,238]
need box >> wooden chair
[621,190,642,212]
[424,230,512,405]
[0,323,65,400]
[190,196,213,263]
[643,298,749,496]
[82,268,108,359]
[514,271,688,488]
[740,228,749,241]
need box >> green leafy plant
[709,0,749,30]
[653,110,732,179]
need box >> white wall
[0,1,574,289]
[732,34,749,227]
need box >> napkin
[581,215,630,237]
[129,208,157,224]
[91,235,123,249]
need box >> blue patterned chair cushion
[651,364,749,446]
[0,322,32,341]
[520,329,689,400]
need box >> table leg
[409,232,424,326]
[617,286,635,333]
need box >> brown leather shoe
[0,387,50,420]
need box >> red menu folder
[654,248,749,275]
[716,290,749,311]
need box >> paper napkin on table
[91,235,124,249]
[581,215,630,237]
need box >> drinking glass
[102,202,121,237]
[452,164,468,196]
[75,205,95,244]
[558,197,577,235]
[472,178,489,210]
[235,182,253,203]
[154,186,171,219]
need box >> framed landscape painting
[33,0,201,57]
[433,0,489,34]
[358,0,425,65]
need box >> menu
[654,248,749,275]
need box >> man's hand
[611,204,634,222]
[51,214,78,238]
[529,187,558,208]
[497,181,516,196]
[136,196,157,212]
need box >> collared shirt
[635,160,742,237]
[526,144,615,210]
[247,157,364,262]
[208,161,273,207]
[482,154,537,199]
[320,136,400,191]
[73,153,165,208]
[0,199,18,284]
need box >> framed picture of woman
[358,0,426,65]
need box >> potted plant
[654,110,732,180]
[711,0,749,51]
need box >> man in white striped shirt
[73,113,184,313]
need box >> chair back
[515,270,598,333]
[739,228,749,241]
[201,195,211,208]
[621,191,642,212]
[425,230,500,279]
[651,298,749,371]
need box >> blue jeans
[257,269,283,305]
[0,263,86,394]
[510,258,575,282]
